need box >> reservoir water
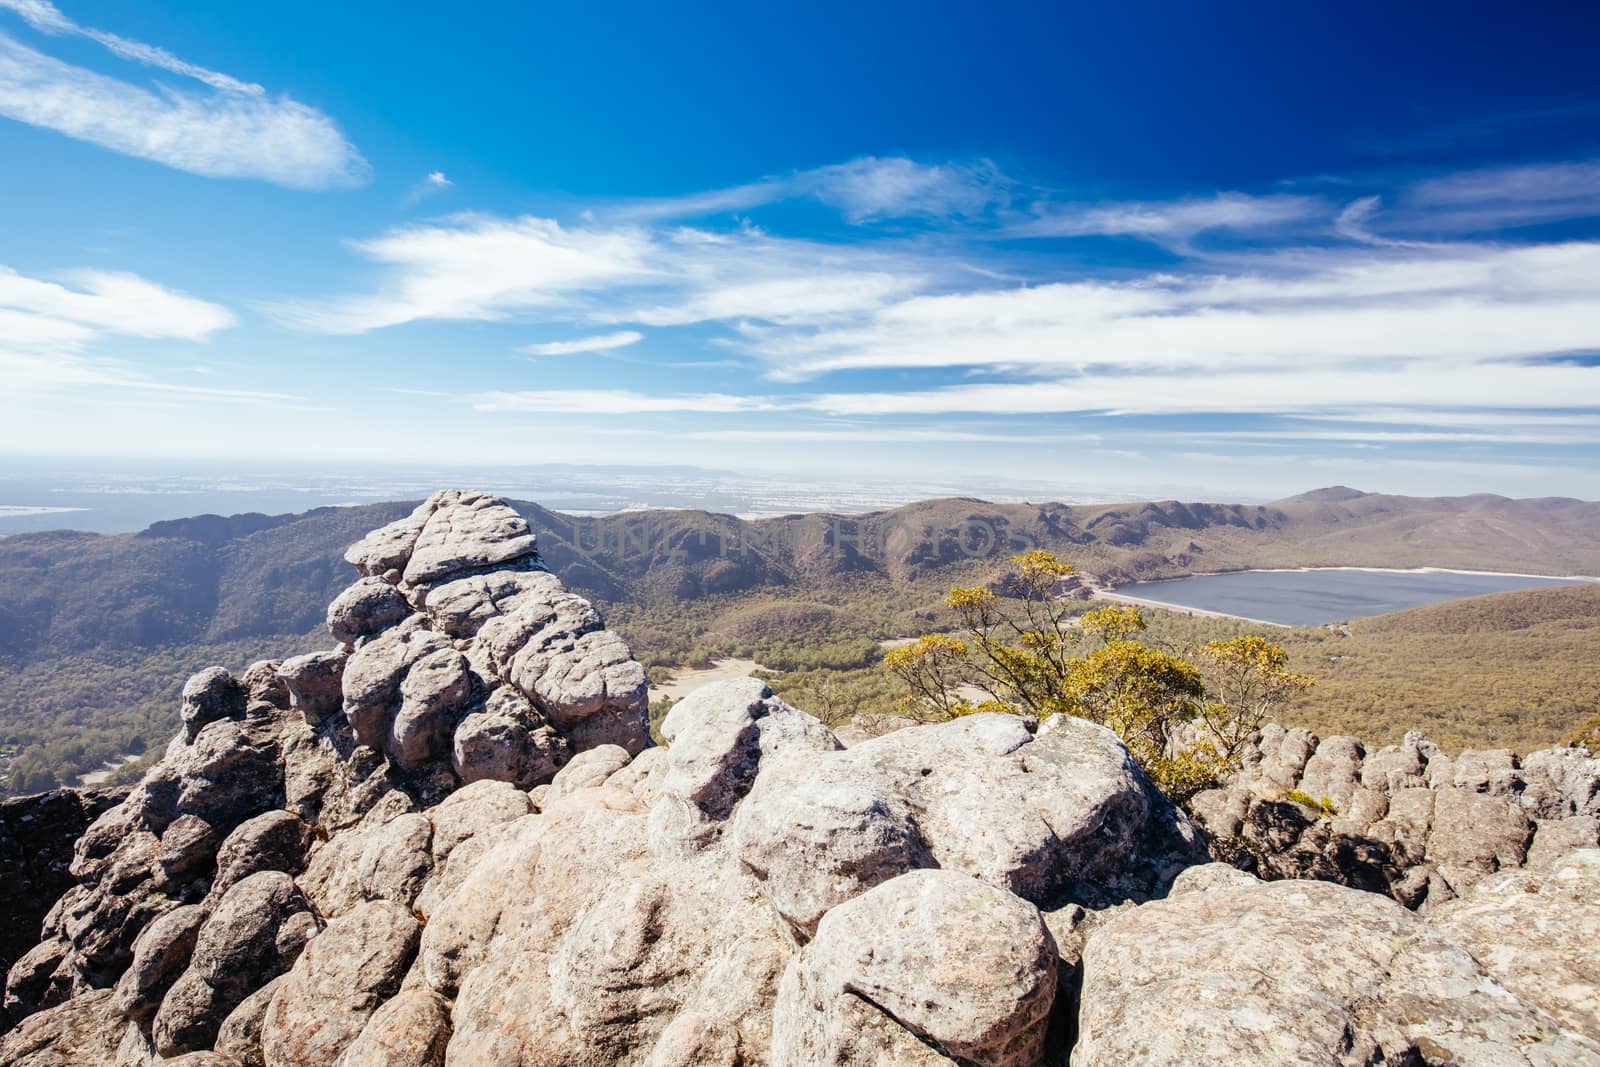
[1117,568,1591,627]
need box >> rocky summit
[3,491,1599,1066]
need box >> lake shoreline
[1097,565,1594,628]
[1090,588,1293,628]
[1109,564,1600,588]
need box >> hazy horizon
[4,454,1598,538]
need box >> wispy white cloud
[1391,159,1600,234]
[283,155,1600,456]
[1017,192,1321,247]
[1309,409,1600,430]
[465,362,1600,423]
[521,330,643,357]
[0,262,259,401]
[278,216,658,332]
[682,427,1074,444]
[803,157,1006,222]
[0,6,365,189]
[403,169,454,206]
[800,362,1600,417]
[0,0,262,93]
[281,214,939,333]
[742,241,1600,379]
[1162,428,1600,446]
[621,271,924,328]
[474,389,778,415]
[611,156,1007,224]
[0,266,236,339]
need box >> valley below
[3,485,1600,795]
[7,490,1598,1066]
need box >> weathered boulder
[114,904,204,1022]
[733,712,1201,938]
[425,779,531,864]
[259,901,420,1067]
[352,812,434,908]
[275,651,347,721]
[151,872,314,1056]
[0,786,127,1003]
[1192,722,1594,911]
[213,975,283,1067]
[1074,862,1600,1065]
[424,570,565,639]
[542,743,635,803]
[1521,748,1600,818]
[771,869,1058,1067]
[341,627,453,751]
[450,687,569,788]
[155,814,220,887]
[659,678,841,821]
[1432,849,1600,1037]
[475,594,650,756]
[0,989,125,1067]
[401,490,539,587]
[2,492,658,1063]
[389,648,473,769]
[180,669,247,744]
[333,988,451,1067]
[1528,815,1600,868]
[326,577,410,646]
[211,812,311,896]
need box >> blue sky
[2,0,1598,500]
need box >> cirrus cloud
[0,3,366,189]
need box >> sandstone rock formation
[3,493,1599,1066]
[1075,857,1600,1065]
[1189,723,1600,911]
[2,492,649,1063]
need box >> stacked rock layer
[1191,722,1600,910]
[2,492,1598,1066]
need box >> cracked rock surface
[4,492,1600,1066]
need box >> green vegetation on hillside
[0,633,322,796]
[617,582,1600,758]
[3,492,1598,796]
[1272,584,1600,752]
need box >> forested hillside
[3,488,1598,793]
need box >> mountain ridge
[3,494,1598,1066]
[5,487,1600,660]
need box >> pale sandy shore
[76,753,136,787]
[1144,565,1600,582]
[1091,564,1596,629]
[649,657,769,703]
[1090,588,1292,628]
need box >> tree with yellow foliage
[885,550,1307,800]
[1196,634,1313,765]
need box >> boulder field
[2,491,1598,1066]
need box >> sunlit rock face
[4,492,1600,1067]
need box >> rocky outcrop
[0,788,127,1016]
[1189,723,1600,910]
[4,494,1599,1066]
[0,539,1207,1065]
[1,492,650,1063]
[1074,856,1600,1065]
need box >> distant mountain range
[3,487,1599,659]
